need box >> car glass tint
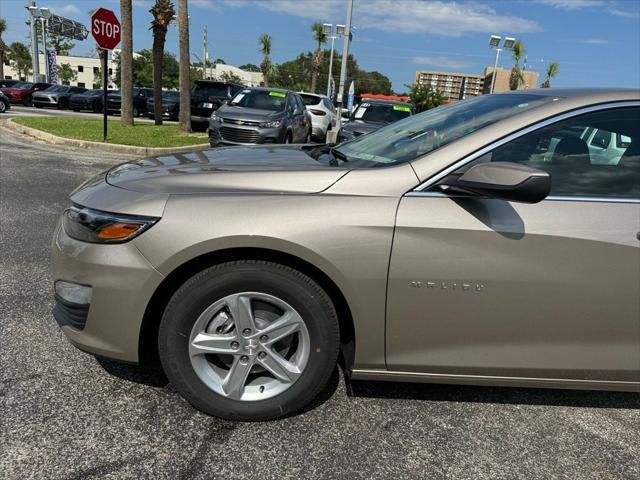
[194,84,228,97]
[300,94,321,106]
[473,107,639,198]
[353,103,411,123]
[230,90,287,112]
[334,94,555,167]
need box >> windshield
[193,83,228,98]
[352,103,413,123]
[87,90,103,96]
[334,94,556,167]
[230,89,287,112]
[13,82,34,89]
[300,94,322,106]
[44,85,69,93]
[162,91,180,100]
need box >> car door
[386,105,640,384]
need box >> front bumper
[33,96,58,107]
[52,220,165,362]
[208,122,286,145]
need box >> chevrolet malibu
[52,89,639,421]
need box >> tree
[120,0,134,125]
[150,0,175,125]
[113,49,180,88]
[178,0,191,132]
[9,42,31,80]
[0,18,8,80]
[310,22,326,93]
[93,68,103,88]
[219,71,243,84]
[258,34,272,87]
[509,40,525,91]
[240,63,260,72]
[57,63,77,84]
[214,58,225,64]
[406,83,443,113]
[541,61,560,88]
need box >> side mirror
[445,162,551,203]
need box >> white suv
[299,93,335,142]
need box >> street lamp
[323,23,344,98]
[488,35,515,94]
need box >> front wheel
[23,96,32,107]
[133,106,140,117]
[158,261,340,421]
[0,100,7,113]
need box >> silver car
[52,89,639,421]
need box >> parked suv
[191,80,245,127]
[299,92,335,142]
[70,89,115,113]
[33,85,87,110]
[106,87,153,117]
[0,81,51,106]
[338,99,414,142]
[208,87,311,146]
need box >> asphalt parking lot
[1,124,639,480]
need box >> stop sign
[91,8,121,50]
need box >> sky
[1,0,639,92]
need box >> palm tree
[120,0,134,126]
[258,34,272,87]
[0,18,8,80]
[509,40,525,91]
[150,0,175,125]
[178,0,191,132]
[541,61,560,88]
[310,22,326,93]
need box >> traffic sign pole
[103,49,108,141]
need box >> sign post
[90,7,121,141]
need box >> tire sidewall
[159,262,339,420]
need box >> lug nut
[239,355,249,365]
[242,328,252,336]
[230,341,239,350]
[260,335,268,342]
[258,352,267,360]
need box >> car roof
[246,87,291,94]
[360,98,413,107]
[495,87,638,100]
[298,92,328,99]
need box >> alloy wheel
[188,292,310,401]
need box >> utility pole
[26,0,41,82]
[335,0,353,131]
[203,25,207,80]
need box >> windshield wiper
[330,147,349,162]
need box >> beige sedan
[52,89,640,420]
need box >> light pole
[40,8,51,82]
[322,23,344,98]
[336,0,353,132]
[488,35,515,94]
[26,2,41,82]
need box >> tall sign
[91,8,121,141]
[46,50,58,84]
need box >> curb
[1,118,210,156]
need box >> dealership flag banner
[47,50,58,84]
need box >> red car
[0,81,51,107]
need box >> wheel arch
[139,247,356,372]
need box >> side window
[467,107,640,199]
[295,95,305,114]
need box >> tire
[0,100,6,113]
[72,108,80,112]
[58,98,68,110]
[284,132,292,144]
[35,104,43,109]
[92,102,102,114]
[23,96,32,107]
[133,106,140,117]
[159,260,340,421]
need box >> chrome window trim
[405,191,640,204]
[412,101,640,194]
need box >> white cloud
[534,0,604,9]
[412,55,472,69]
[610,8,640,19]
[257,0,539,36]
[59,4,81,15]
[581,38,615,44]
[131,0,151,7]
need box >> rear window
[352,103,413,123]
[300,94,322,106]
[193,83,229,98]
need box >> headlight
[260,119,283,128]
[211,113,222,123]
[62,205,159,244]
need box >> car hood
[34,92,64,99]
[342,120,385,136]
[1,87,30,95]
[106,145,348,194]
[216,105,284,123]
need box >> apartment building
[483,66,540,93]
[414,70,485,102]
